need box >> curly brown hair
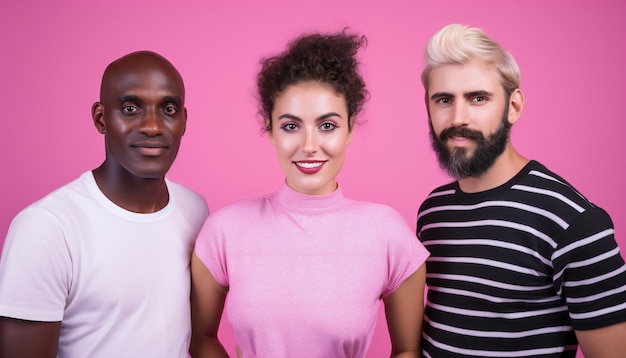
[257,30,368,132]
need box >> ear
[346,117,355,144]
[507,89,524,125]
[265,118,276,146]
[92,102,106,134]
[181,107,188,136]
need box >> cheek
[321,136,349,156]
[167,121,186,135]
[428,109,449,127]
[471,108,503,128]
[273,136,298,157]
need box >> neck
[457,143,529,193]
[92,163,169,213]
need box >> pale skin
[190,82,426,357]
[427,59,528,194]
[427,59,626,356]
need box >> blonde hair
[421,24,520,96]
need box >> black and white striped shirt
[417,160,626,357]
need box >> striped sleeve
[552,207,626,330]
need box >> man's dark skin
[0,51,188,357]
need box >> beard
[429,105,511,179]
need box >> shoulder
[166,180,210,229]
[167,179,209,213]
[195,193,273,248]
[12,173,91,221]
[518,161,602,212]
[167,180,208,207]
[417,181,457,211]
[207,193,270,223]
[343,199,410,229]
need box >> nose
[302,127,318,154]
[451,102,469,127]
[138,107,165,136]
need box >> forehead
[273,82,347,115]
[102,60,184,102]
[428,60,502,95]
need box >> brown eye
[164,105,177,115]
[281,123,298,132]
[122,105,138,113]
[320,122,337,131]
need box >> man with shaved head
[0,51,209,357]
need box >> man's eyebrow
[117,95,141,103]
[429,90,494,101]
[430,92,452,101]
[163,96,183,105]
[464,90,493,99]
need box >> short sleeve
[194,213,229,287]
[553,207,626,330]
[0,207,72,321]
[382,209,430,297]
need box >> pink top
[195,183,429,357]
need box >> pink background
[1,1,624,356]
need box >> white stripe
[512,184,585,213]
[418,201,569,229]
[528,170,566,185]
[570,300,626,320]
[552,229,614,261]
[553,246,621,282]
[426,189,455,200]
[428,286,561,304]
[422,220,557,248]
[426,302,568,319]
[427,273,553,292]
[563,265,626,288]
[425,315,572,338]
[528,170,588,202]
[423,333,576,357]
[566,284,626,304]
[428,256,547,277]
[423,239,552,267]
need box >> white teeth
[296,162,323,168]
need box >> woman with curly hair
[190,30,429,358]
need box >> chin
[131,167,171,180]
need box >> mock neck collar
[275,182,345,215]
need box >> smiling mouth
[295,161,325,169]
[294,161,326,174]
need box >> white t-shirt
[0,171,209,358]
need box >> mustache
[439,126,485,142]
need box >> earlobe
[507,89,524,124]
[92,102,106,134]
